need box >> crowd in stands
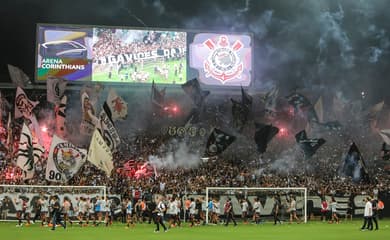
[0,88,389,200]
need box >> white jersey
[175,200,181,214]
[78,201,86,214]
[41,199,49,212]
[189,201,196,215]
[253,201,261,213]
[100,200,107,212]
[213,201,220,214]
[14,199,23,211]
[330,201,337,212]
[290,200,297,211]
[167,201,177,215]
[157,201,166,217]
[242,201,248,212]
[364,201,372,217]
[25,203,32,213]
[106,200,111,212]
[89,202,95,214]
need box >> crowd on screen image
[92,30,186,60]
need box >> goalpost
[0,185,106,221]
[205,187,307,224]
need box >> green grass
[93,59,186,84]
[3,219,389,240]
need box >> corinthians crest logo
[53,142,85,179]
[203,35,244,84]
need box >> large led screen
[36,24,252,87]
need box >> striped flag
[96,104,121,151]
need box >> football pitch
[3,220,389,240]
[93,59,186,84]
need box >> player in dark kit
[224,198,237,227]
[50,195,66,231]
[272,195,282,225]
[153,196,167,233]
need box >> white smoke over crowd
[148,140,201,169]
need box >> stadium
[0,1,389,240]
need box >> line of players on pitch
[12,194,304,229]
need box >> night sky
[1,0,390,103]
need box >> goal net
[0,185,106,221]
[205,187,307,224]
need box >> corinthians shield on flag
[17,123,45,179]
[46,134,87,182]
[14,87,39,119]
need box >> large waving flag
[182,78,210,108]
[254,123,279,154]
[14,87,39,119]
[241,86,253,108]
[205,128,236,157]
[231,87,252,130]
[96,104,121,152]
[107,88,128,121]
[47,76,67,105]
[342,142,370,183]
[88,129,113,176]
[46,134,87,182]
[151,80,166,109]
[295,130,326,159]
[16,123,45,179]
[7,64,30,87]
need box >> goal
[0,185,106,221]
[205,187,307,224]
